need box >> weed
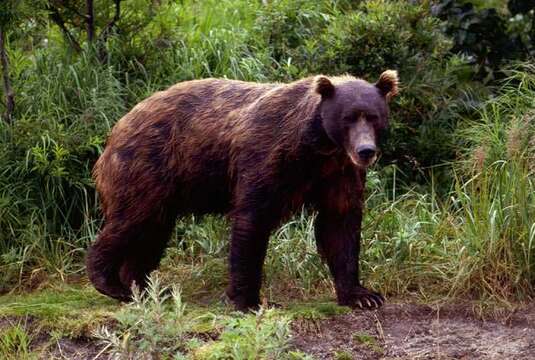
[94,274,296,359]
[94,275,206,358]
[353,332,383,354]
[333,350,353,360]
[0,321,34,360]
[289,302,351,320]
[194,307,292,360]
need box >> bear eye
[348,112,366,122]
[344,115,358,123]
[367,114,378,122]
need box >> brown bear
[86,70,399,311]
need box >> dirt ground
[4,300,535,359]
[291,302,535,359]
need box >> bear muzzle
[357,145,377,161]
[347,146,378,168]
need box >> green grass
[0,285,118,338]
[352,332,384,354]
[360,65,535,304]
[0,322,35,360]
[333,350,353,360]
[288,302,351,320]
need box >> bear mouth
[348,151,377,168]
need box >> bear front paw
[338,286,385,310]
[224,287,260,312]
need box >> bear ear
[376,70,399,100]
[314,75,335,98]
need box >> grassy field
[1,0,535,358]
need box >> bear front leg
[314,208,384,309]
[226,211,273,311]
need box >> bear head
[316,70,398,168]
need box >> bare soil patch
[38,338,109,360]
[291,302,535,359]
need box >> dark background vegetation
[0,0,534,306]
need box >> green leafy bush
[434,0,535,81]
[195,307,292,360]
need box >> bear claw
[340,287,385,310]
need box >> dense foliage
[0,0,534,310]
[434,0,535,81]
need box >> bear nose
[357,145,377,160]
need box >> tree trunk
[98,0,121,62]
[47,5,82,53]
[100,0,121,42]
[0,28,14,123]
[86,0,95,44]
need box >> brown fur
[86,72,398,310]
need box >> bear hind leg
[86,223,133,301]
[118,214,177,294]
[87,208,177,301]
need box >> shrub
[95,275,294,359]
[194,307,292,360]
[94,276,201,358]
[434,0,535,82]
